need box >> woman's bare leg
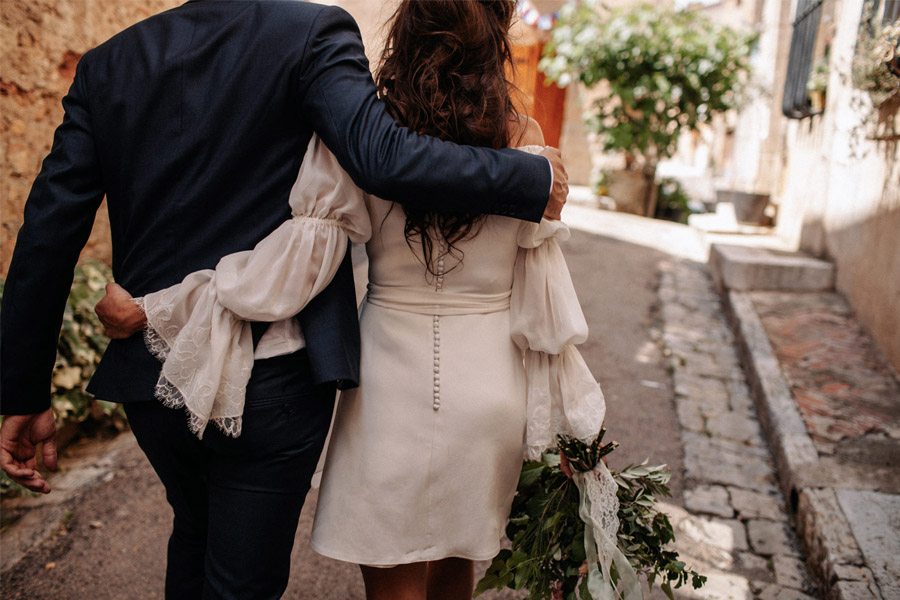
[426,558,474,600]
[361,562,428,600]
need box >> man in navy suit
[0,2,568,597]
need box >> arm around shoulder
[294,6,550,223]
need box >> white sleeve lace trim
[137,135,370,439]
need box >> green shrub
[541,2,756,167]
[49,260,123,427]
[654,178,694,224]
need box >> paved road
[1,208,711,599]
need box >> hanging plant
[853,20,900,106]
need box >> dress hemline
[309,540,502,568]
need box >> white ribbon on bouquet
[574,463,642,600]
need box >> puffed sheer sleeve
[137,136,371,438]
[511,219,607,460]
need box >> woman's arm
[95,136,372,340]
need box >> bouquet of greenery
[476,429,705,599]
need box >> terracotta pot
[730,191,770,225]
[809,89,826,113]
[606,169,652,216]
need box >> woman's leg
[361,563,428,600]
[426,558,475,600]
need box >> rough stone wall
[1,0,179,276]
[773,0,900,371]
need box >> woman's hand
[95,283,147,339]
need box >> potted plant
[540,2,755,217]
[807,57,829,112]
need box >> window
[782,0,825,119]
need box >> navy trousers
[124,350,336,599]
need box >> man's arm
[1,58,105,416]
[295,6,566,223]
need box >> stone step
[709,243,835,292]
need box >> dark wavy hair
[376,0,519,275]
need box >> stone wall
[716,0,900,370]
[773,0,900,371]
[1,0,180,276]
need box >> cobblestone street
[657,260,817,599]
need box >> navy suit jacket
[0,0,551,415]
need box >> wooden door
[509,42,567,147]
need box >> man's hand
[540,147,568,221]
[0,409,58,494]
[95,283,146,339]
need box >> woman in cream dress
[309,139,605,600]
[95,2,607,599]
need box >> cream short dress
[310,148,605,566]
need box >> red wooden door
[510,42,567,147]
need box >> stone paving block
[684,484,733,518]
[830,563,876,584]
[673,373,729,412]
[736,551,770,574]
[677,513,748,556]
[728,487,786,521]
[747,519,799,556]
[725,378,755,414]
[830,579,883,600]
[835,489,900,600]
[678,351,730,379]
[692,393,732,419]
[675,398,706,433]
[755,583,819,600]
[668,506,734,570]
[688,571,752,599]
[706,411,763,445]
[683,428,772,459]
[683,432,776,490]
[710,517,748,551]
[796,488,864,571]
[773,554,814,591]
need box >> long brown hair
[376,0,519,275]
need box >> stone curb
[0,434,133,574]
[724,291,819,500]
[721,290,883,600]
